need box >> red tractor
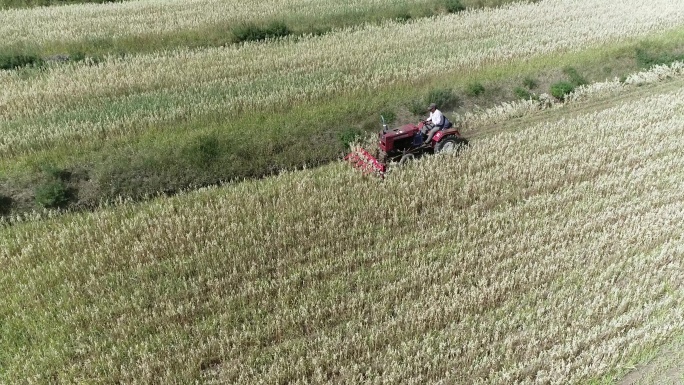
[346,116,468,176]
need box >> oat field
[2,0,684,383]
[2,72,684,382]
[2,0,684,159]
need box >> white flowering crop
[1,0,684,159]
[0,0,434,47]
[1,78,683,383]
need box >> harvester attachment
[344,146,386,177]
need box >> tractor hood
[382,123,420,138]
[379,123,421,152]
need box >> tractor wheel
[435,136,467,155]
[399,153,415,165]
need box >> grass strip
[2,28,684,216]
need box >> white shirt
[428,109,444,126]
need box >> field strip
[2,79,684,383]
[1,0,684,159]
[0,0,438,47]
[460,62,684,138]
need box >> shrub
[69,51,87,62]
[426,87,459,109]
[0,53,43,70]
[523,76,538,89]
[408,99,427,116]
[39,162,65,179]
[338,127,364,150]
[514,87,532,99]
[444,0,465,13]
[379,110,396,125]
[394,12,412,23]
[465,82,485,97]
[409,88,460,117]
[232,21,291,43]
[635,47,684,69]
[563,66,588,86]
[184,134,221,166]
[35,180,68,208]
[550,81,575,100]
[263,21,291,39]
[233,23,266,42]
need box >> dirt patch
[618,335,684,385]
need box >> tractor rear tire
[435,136,467,155]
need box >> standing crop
[2,0,684,160]
[1,84,683,383]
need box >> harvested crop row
[1,0,684,159]
[2,81,683,383]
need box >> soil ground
[617,335,684,385]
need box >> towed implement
[346,116,468,177]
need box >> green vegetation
[34,179,68,208]
[548,67,588,99]
[522,76,538,89]
[338,127,364,150]
[465,81,486,96]
[0,0,483,10]
[635,41,684,68]
[514,76,538,99]
[513,86,532,99]
[550,81,575,99]
[3,30,684,216]
[563,66,588,86]
[0,0,118,7]
[0,195,10,215]
[427,87,461,110]
[0,0,522,61]
[232,21,291,43]
[2,0,684,382]
[378,109,397,126]
[33,164,70,208]
[409,87,461,116]
[2,87,683,381]
[444,0,466,13]
[0,52,42,70]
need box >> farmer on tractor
[344,102,467,177]
[422,103,451,144]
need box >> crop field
[2,0,684,212]
[2,0,684,382]
[3,0,684,158]
[0,0,467,43]
[2,72,684,383]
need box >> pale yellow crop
[1,0,684,158]
[2,76,683,383]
